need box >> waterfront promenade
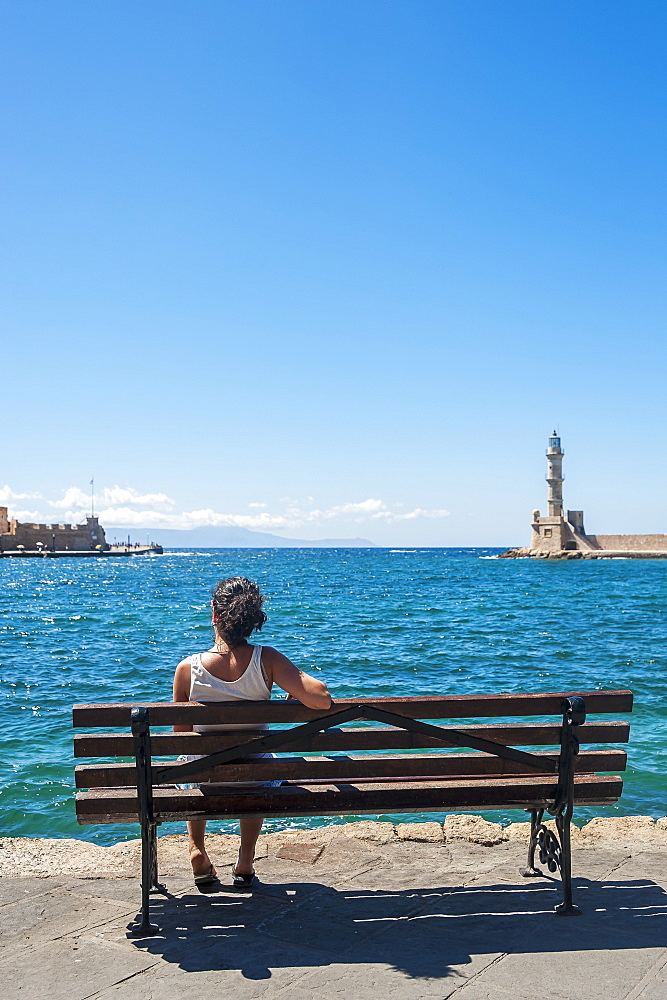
[0,543,162,557]
[2,818,665,999]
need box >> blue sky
[1,1,665,545]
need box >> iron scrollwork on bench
[521,695,586,915]
[522,808,563,871]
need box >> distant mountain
[135,526,376,548]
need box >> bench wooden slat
[74,748,628,787]
[75,773,624,823]
[72,690,633,727]
[73,720,632,758]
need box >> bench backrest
[74,690,632,790]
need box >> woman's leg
[187,819,215,876]
[236,816,264,875]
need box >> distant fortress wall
[0,507,107,551]
[588,534,667,552]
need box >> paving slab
[0,932,159,1000]
[0,876,61,907]
[294,911,504,990]
[257,870,456,959]
[65,876,151,904]
[0,887,133,959]
[623,953,667,1000]
[471,946,667,1000]
[341,839,456,889]
[91,931,336,999]
[256,887,390,955]
[286,961,470,999]
[448,983,568,1000]
[126,886,292,945]
[607,849,667,883]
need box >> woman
[172,576,331,888]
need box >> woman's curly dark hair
[211,577,267,647]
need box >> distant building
[0,507,108,552]
[525,433,667,557]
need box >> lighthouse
[546,431,564,516]
[530,431,586,552]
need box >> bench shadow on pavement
[127,875,667,981]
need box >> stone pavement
[2,831,666,1000]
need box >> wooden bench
[73,689,632,934]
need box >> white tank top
[189,645,271,734]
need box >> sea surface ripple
[1,548,664,844]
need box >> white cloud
[280,498,450,525]
[101,486,175,508]
[377,507,450,522]
[93,506,293,531]
[8,509,46,523]
[49,487,90,509]
[0,485,42,504]
[324,498,387,517]
[1,483,450,534]
[49,485,175,510]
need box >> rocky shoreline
[2,814,666,879]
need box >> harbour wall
[591,534,667,551]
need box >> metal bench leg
[555,809,579,915]
[521,808,544,877]
[149,821,166,894]
[150,822,159,888]
[552,696,584,916]
[131,707,161,936]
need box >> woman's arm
[263,647,332,710]
[172,657,193,732]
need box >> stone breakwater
[1,814,666,879]
[499,547,667,559]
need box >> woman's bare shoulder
[173,656,193,685]
[258,646,291,686]
[260,645,289,663]
[173,656,193,701]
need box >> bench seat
[77,772,623,824]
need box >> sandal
[231,866,256,890]
[193,864,218,888]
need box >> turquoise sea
[1,548,665,845]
